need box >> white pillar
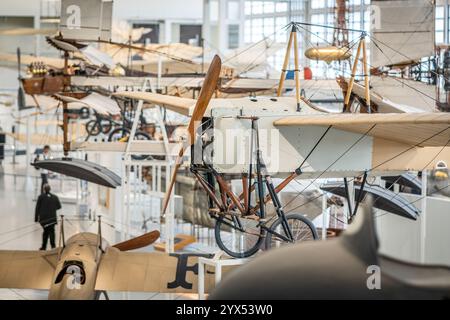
[218,0,228,53]
[203,0,211,45]
[165,20,172,43]
[238,0,245,48]
[34,3,41,56]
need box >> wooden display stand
[154,234,196,252]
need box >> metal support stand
[120,78,176,253]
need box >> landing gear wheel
[85,120,101,136]
[108,128,153,160]
[265,213,318,250]
[214,215,265,258]
[108,127,130,142]
[79,107,90,119]
[100,119,113,134]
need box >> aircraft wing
[113,92,195,116]
[274,113,450,147]
[53,92,120,115]
[0,53,75,70]
[0,250,58,290]
[95,248,228,293]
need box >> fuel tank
[305,46,351,63]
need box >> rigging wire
[284,126,450,215]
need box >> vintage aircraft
[113,55,450,258]
[0,222,227,299]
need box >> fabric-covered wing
[0,53,74,69]
[53,93,120,115]
[274,113,450,147]
[95,248,225,293]
[0,250,58,290]
[113,92,195,116]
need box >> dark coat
[35,192,61,227]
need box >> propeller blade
[113,230,160,251]
[161,147,185,215]
[161,55,222,216]
[186,54,221,144]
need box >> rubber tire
[85,120,101,136]
[108,128,153,160]
[214,215,265,258]
[79,107,90,119]
[101,119,113,134]
[265,213,318,250]
[108,127,130,141]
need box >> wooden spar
[344,37,363,112]
[277,26,294,97]
[361,38,371,113]
[293,29,302,111]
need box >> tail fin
[113,230,160,251]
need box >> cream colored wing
[0,28,56,36]
[274,113,450,147]
[95,248,229,293]
[53,93,120,115]
[0,250,58,290]
[0,53,74,69]
[113,92,195,116]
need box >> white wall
[113,0,202,21]
[0,0,40,16]
[377,195,450,266]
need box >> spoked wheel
[108,127,153,160]
[214,214,265,258]
[265,213,318,250]
[85,120,101,136]
[100,119,113,134]
[108,127,130,142]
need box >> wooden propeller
[113,230,160,251]
[161,55,222,215]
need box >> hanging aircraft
[110,54,450,258]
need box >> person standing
[35,184,61,250]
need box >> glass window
[264,17,274,36]
[276,1,288,12]
[252,1,263,15]
[245,1,252,15]
[311,0,325,9]
[263,1,274,14]
[228,1,240,20]
[244,20,252,43]
[228,24,240,49]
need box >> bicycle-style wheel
[85,120,101,136]
[108,127,130,141]
[108,128,153,160]
[214,214,265,258]
[101,119,113,134]
[265,213,318,250]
